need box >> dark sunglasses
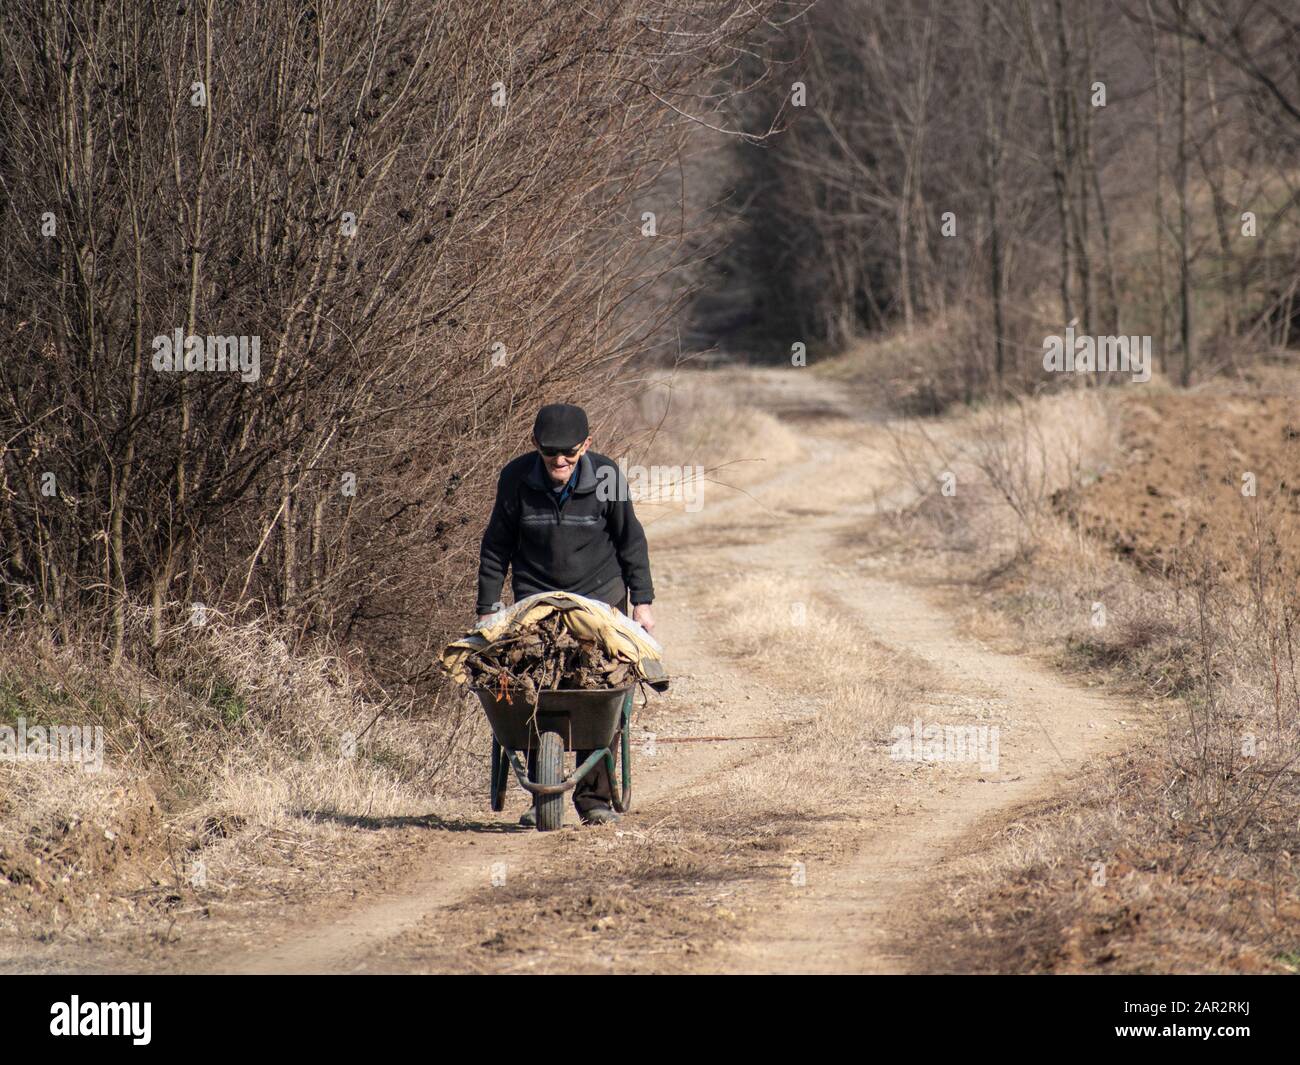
[539,445,581,459]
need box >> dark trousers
[528,578,626,815]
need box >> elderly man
[476,403,656,826]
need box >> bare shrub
[883,387,1120,557]
[896,386,1300,971]
[0,0,777,682]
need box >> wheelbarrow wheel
[535,731,564,832]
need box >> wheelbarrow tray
[473,686,633,752]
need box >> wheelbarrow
[473,685,635,831]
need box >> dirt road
[201,372,1137,975]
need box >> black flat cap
[533,403,589,449]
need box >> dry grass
[815,317,1003,415]
[0,606,488,941]
[878,386,1122,550]
[626,369,806,509]
[701,572,926,822]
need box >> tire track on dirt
[635,405,1139,973]
[709,560,1134,973]
[214,402,863,974]
[659,442,1136,971]
[221,556,810,974]
[219,378,1140,974]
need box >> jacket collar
[526,452,597,494]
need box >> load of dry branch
[464,615,633,705]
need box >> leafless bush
[885,387,1118,557]
[1170,497,1300,868]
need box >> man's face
[536,435,591,484]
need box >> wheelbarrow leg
[609,687,634,814]
[490,737,509,812]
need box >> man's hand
[632,603,655,635]
[476,602,505,627]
